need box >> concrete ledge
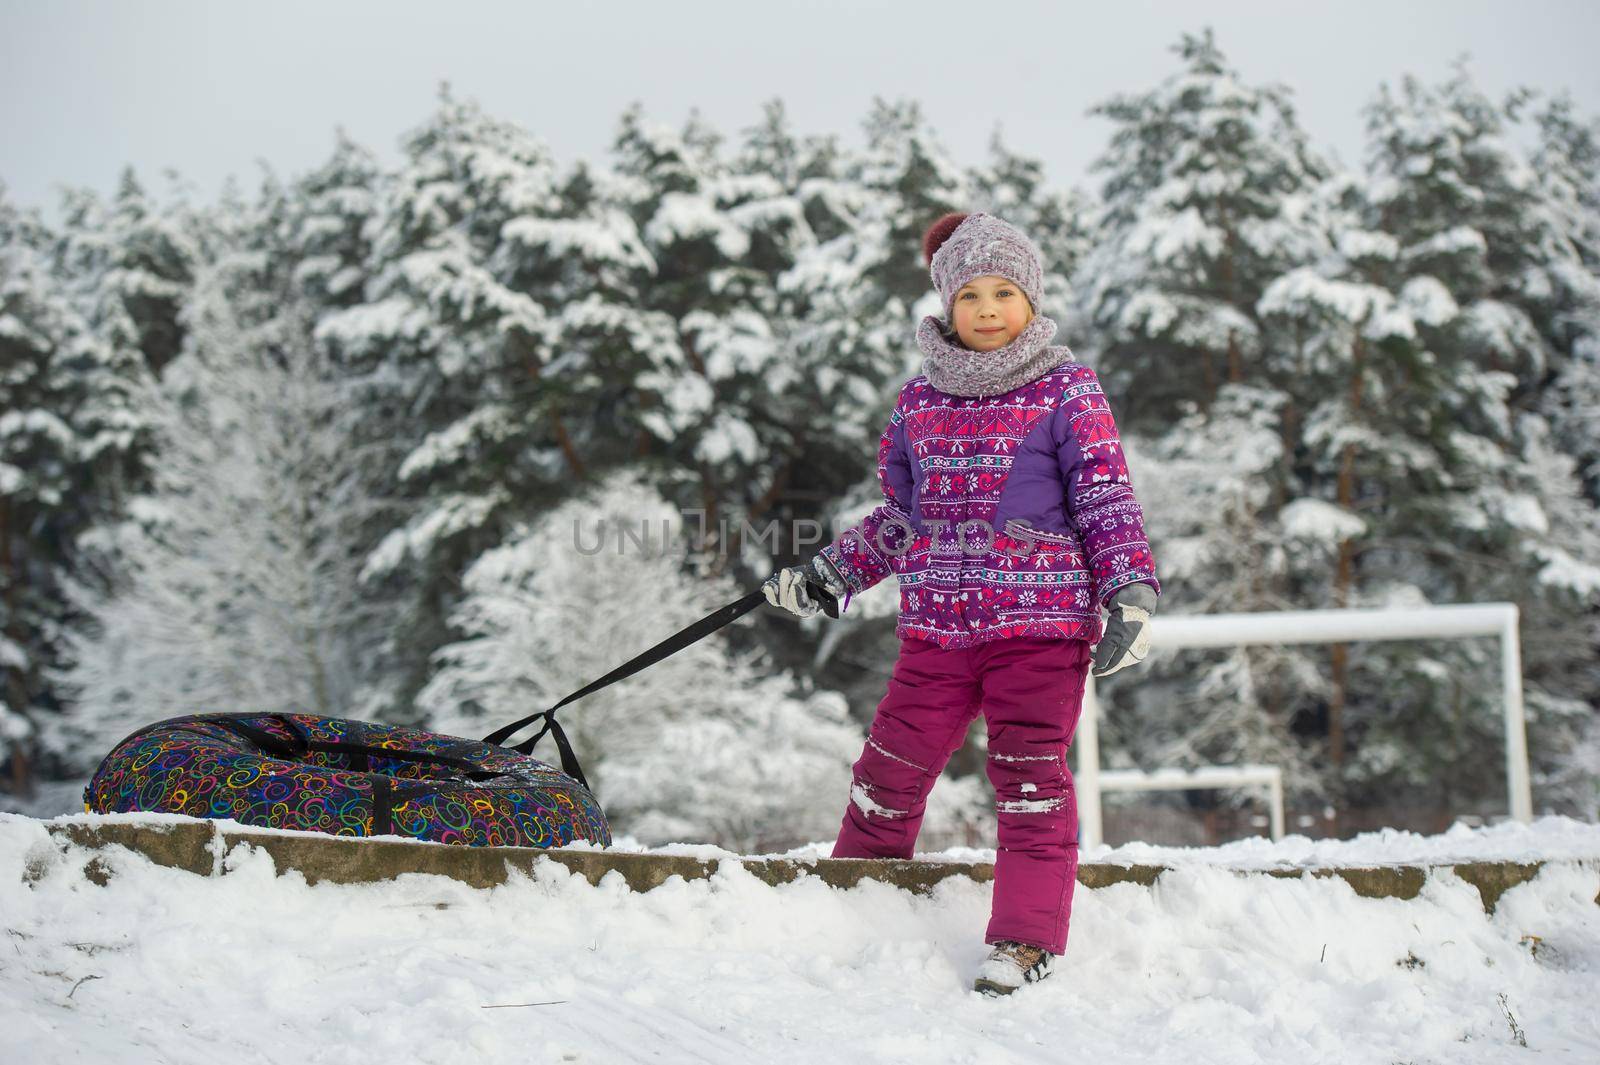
[48,818,218,883]
[27,817,1597,915]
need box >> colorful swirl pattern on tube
[84,712,611,848]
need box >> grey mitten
[1092,583,1157,678]
[762,554,848,619]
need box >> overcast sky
[3,1,1598,222]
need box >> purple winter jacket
[817,355,1160,649]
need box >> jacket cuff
[808,553,850,598]
[1109,581,1158,614]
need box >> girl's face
[951,275,1034,350]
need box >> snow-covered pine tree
[499,149,656,460]
[316,86,583,724]
[755,98,914,563]
[288,129,385,311]
[736,99,806,195]
[1079,28,1331,426]
[48,168,196,380]
[1528,93,1600,502]
[967,130,1096,339]
[1511,416,1600,816]
[1253,166,1429,788]
[779,99,969,662]
[1325,63,1600,812]
[852,98,969,302]
[0,185,156,793]
[418,468,863,850]
[1075,30,1336,794]
[51,248,374,769]
[613,100,814,575]
[1523,93,1600,817]
[247,154,413,728]
[1,191,83,791]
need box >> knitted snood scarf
[916,311,1064,398]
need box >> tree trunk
[678,333,708,377]
[677,333,727,574]
[1276,400,1299,513]
[0,496,32,799]
[1328,334,1367,783]
[515,331,586,481]
[9,745,28,800]
[550,417,586,482]
[1216,193,1244,386]
[699,462,723,566]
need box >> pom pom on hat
[924,211,1045,323]
[923,212,968,267]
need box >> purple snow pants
[831,635,1091,955]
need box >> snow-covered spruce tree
[418,469,862,850]
[1528,92,1600,503]
[1251,166,1437,791]
[1106,388,1331,790]
[850,98,970,304]
[1513,419,1600,816]
[286,129,385,311]
[32,170,200,567]
[50,257,374,770]
[725,98,857,586]
[1079,28,1332,427]
[1075,30,1337,796]
[612,97,958,705]
[1316,64,1600,813]
[1524,92,1600,816]
[609,100,928,597]
[48,168,196,381]
[772,99,971,671]
[247,152,411,726]
[1,192,76,786]
[611,100,815,577]
[317,86,619,724]
[0,185,156,792]
[968,130,1097,340]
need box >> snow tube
[83,712,610,848]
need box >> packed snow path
[3,814,1598,1064]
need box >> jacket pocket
[987,520,1093,619]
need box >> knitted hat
[923,212,1044,324]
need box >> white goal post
[1075,603,1529,851]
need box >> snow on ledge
[18,810,1595,870]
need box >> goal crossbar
[1099,764,1286,840]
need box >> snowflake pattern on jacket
[818,357,1159,649]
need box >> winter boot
[973,939,1055,996]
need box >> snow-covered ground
[3,813,1598,1065]
[601,812,1600,870]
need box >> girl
[763,211,1160,997]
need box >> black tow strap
[370,775,393,837]
[482,587,773,792]
[193,583,788,835]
